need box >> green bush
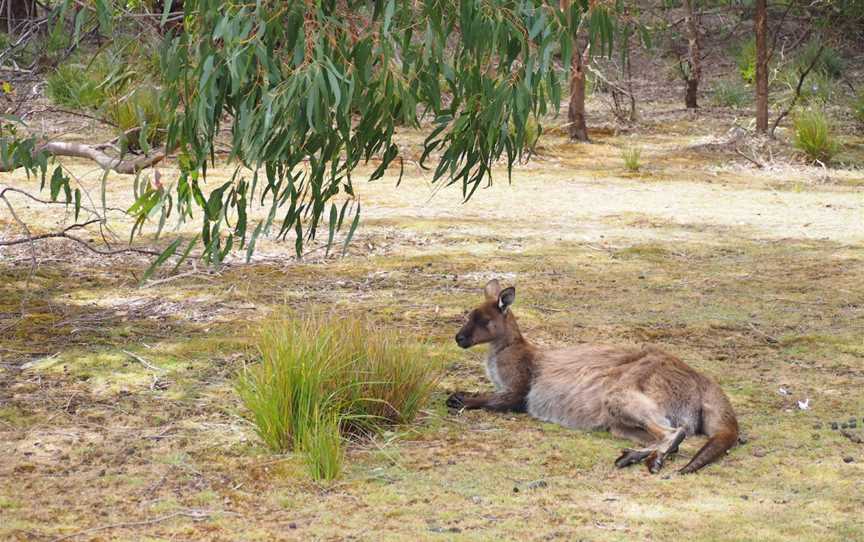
[104,85,168,148]
[779,69,835,105]
[236,313,440,480]
[621,145,642,172]
[795,40,845,80]
[793,109,839,163]
[46,51,168,148]
[45,63,109,110]
[735,38,757,84]
[711,80,750,108]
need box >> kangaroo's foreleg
[446,391,526,412]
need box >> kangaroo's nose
[455,333,469,348]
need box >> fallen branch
[39,141,165,174]
[735,146,766,169]
[0,223,162,257]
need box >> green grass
[711,79,750,109]
[854,92,864,125]
[794,40,845,80]
[236,312,440,480]
[735,38,757,84]
[621,145,642,172]
[793,109,840,163]
[45,62,110,110]
[104,85,168,148]
[780,69,836,105]
[45,49,167,148]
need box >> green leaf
[141,237,183,284]
[160,0,174,28]
[341,203,360,256]
[73,189,81,221]
[325,203,337,257]
[49,166,65,202]
[171,234,200,274]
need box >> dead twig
[735,146,766,169]
[50,509,217,542]
[121,349,165,373]
[747,323,779,344]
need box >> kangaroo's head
[455,279,517,349]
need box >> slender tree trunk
[560,0,589,142]
[569,45,589,141]
[754,0,769,132]
[683,0,701,109]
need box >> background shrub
[711,80,750,108]
[45,62,109,110]
[794,40,845,80]
[735,38,757,84]
[236,313,440,480]
[104,85,168,149]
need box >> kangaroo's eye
[475,317,489,327]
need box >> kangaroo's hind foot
[644,427,687,474]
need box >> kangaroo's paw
[645,451,665,474]
[665,428,687,455]
[446,392,466,410]
[615,448,652,468]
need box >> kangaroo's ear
[497,287,516,313]
[484,279,502,301]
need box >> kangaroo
[448,279,739,474]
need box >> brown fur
[449,279,739,474]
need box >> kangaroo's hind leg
[605,390,687,473]
[611,425,655,468]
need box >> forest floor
[1,106,864,541]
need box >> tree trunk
[569,44,589,142]
[683,0,701,109]
[560,0,589,142]
[685,79,699,109]
[1,0,36,35]
[754,0,769,132]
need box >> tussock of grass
[621,145,642,172]
[236,312,440,480]
[793,109,839,163]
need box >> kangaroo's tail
[680,385,739,474]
